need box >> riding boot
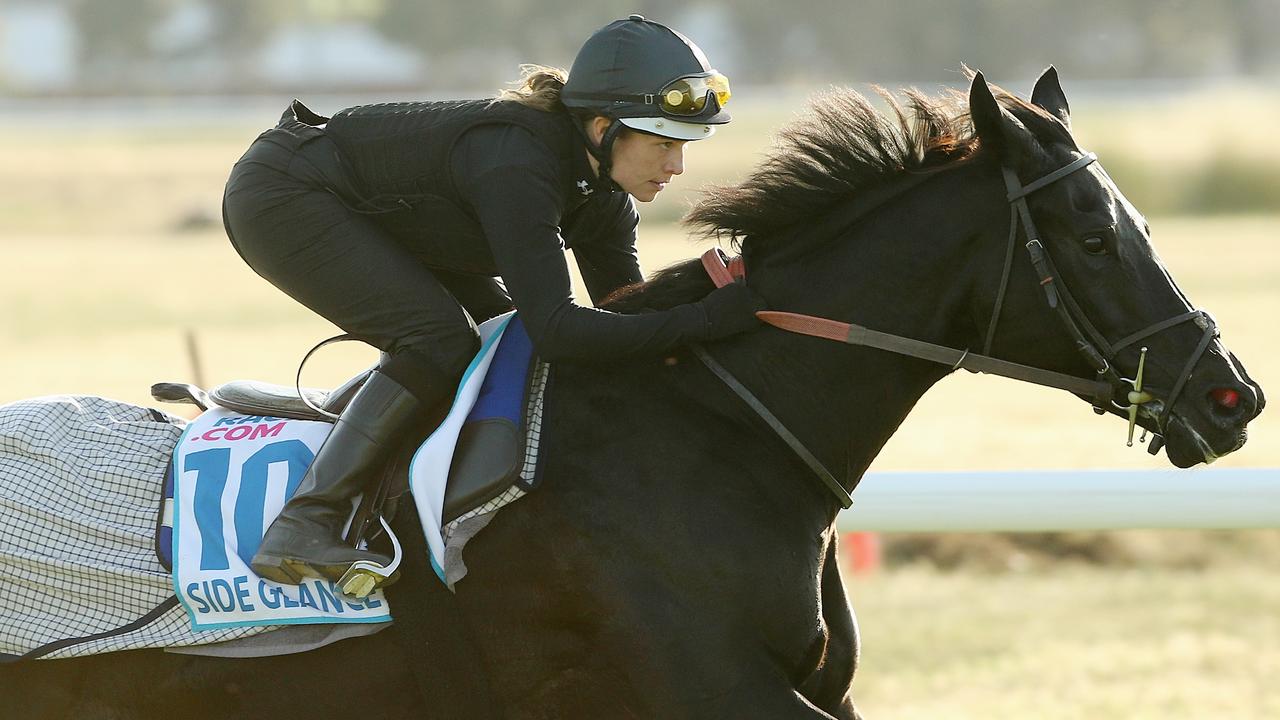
[250,370,439,588]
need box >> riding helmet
[561,15,732,182]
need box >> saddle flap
[208,380,331,421]
[442,419,521,523]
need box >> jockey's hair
[497,64,569,113]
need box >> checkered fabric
[0,396,279,660]
[0,367,551,659]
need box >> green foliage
[57,0,1280,89]
[71,0,168,63]
[1090,144,1280,216]
[209,0,285,50]
[1187,152,1280,214]
[356,0,1270,85]
[883,530,1280,571]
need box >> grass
[5,85,1280,231]
[849,564,1280,719]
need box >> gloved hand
[697,282,766,340]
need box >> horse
[0,69,1263,719]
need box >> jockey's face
[608,128,687,202]
[586,118,687,202]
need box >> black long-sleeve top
[449,123,707,361]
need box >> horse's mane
[606,80,1058,313]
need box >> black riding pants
[222,132,510,401]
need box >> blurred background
[2,1,1278,717]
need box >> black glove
[697,282,766,340]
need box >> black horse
[1,70,1263,719]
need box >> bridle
[695,150,1219,509]
[991,153,1218,444]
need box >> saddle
[152,355,529,544]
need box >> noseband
[697,150,1219,508]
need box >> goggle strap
[562,89,713,108]
[562,91,653,104]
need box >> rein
[694,150,1221,508]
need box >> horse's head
[967,68,1264,467]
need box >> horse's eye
[1083,236,1107,255]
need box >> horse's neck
[729,161,1008,504]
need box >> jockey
[221,15,764,591]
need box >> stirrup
[338,515,403,599]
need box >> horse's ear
[969,71,1028,163]
[1030,65,1071,129]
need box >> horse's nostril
[1211,387,1240,410]
[1207,386,1258,424]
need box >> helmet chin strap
[574,118,626,192]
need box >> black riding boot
[251,370,434,589]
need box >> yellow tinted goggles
[657,72,731,116]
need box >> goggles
[654,72,732,116]
[563,71,732,118]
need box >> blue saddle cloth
[467,314,533,427]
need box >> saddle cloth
[168,311,538,630]
[169,408,394,630]
[0,314,550,658]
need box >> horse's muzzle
[1163,380,1261,467]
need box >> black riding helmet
[562,15,732,184]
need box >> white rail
[836,468,1280,532]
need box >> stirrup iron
[338,515,403,599]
